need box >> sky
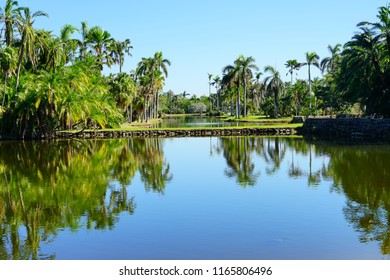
[24,0,390,96]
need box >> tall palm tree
[59,24,79,64]
[235,55,259,117]
[222,65,240,118]
[78,21,89,60]
[264,65,284,118]
[285,59,301,85]
[136,52,170,121]
[320,44,342,74]
[14,7,48,93]
[211,75,221,110]
[86,26,113,70]
[207,73,213,112]
[1,0,22,47]
[302,51,320,110]
[109,38,132,73]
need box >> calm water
[0,137,389,260]
[157,115,281,128]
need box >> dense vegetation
[1,1,389,139]
[0,0,170,138]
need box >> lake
[156,115,287,128]
[0,137,389,260]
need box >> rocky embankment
[57,127,296,139]
[299,118,390,141]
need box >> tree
[302,52,320,110]
[264,65,284,118]
[59,24,79,64]
[211,75,221,110]
[107,72,137,122]
[14,7,48,93]
[86,26,113,70]
[78,21,89,60]
[0,46,17,106]
[0,0,22,47]
[136,52,170,121]
[235,55,259,117]
[207,73,213,112]
[109,39,132,73]
[338,26,386,116]
[285,59,301,85]
[320,44,342,74]
[222,65,240,118]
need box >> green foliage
[335,4,390,116]
[0,1,172,138]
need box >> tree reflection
[287,140,390,255]
[0,138,170,259]
[218,136,390,256]
[262,137,287,175]
[321,145,390,255]
[219,137,260,187]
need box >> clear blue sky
[26,0,389,96]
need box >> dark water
[0,137,389,260]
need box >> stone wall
[299,118,390,141]
[56,127,296,139]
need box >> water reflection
[317,144,390,255]
[215,137,390,256]
[0,139,171,259]
[0,137,389,259]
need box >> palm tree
[235,55,259,117]
[86,26,113,70]
[78,21,89,60]
[302,52,320,110]
[222,65,240,117]
[211,75,221,110]
[181,90,190,98]
[207,73,213,112]
[320,44,342,74]
[0,46,17,106]
[358,4,390,57]
[136,52,170,121]
[59,24,79,64]
[339,27,384,116]
[285,59,301,85]
[264,65,284,118]
[109,38,132,73]
[35,30,66,72]
[0,0,22,47]
[107,72,137,122]
[14,7,48,93]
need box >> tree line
[0,0,170,139]
[1,2,389,139]
[201,4,389,119]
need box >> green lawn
[222,115,293,122]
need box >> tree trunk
[15,43,25,95]
[230,96,233,116]
[236,93,240,118]
[243,77,247,118]
[308,64,312,110]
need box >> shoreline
[56,126,297,139]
